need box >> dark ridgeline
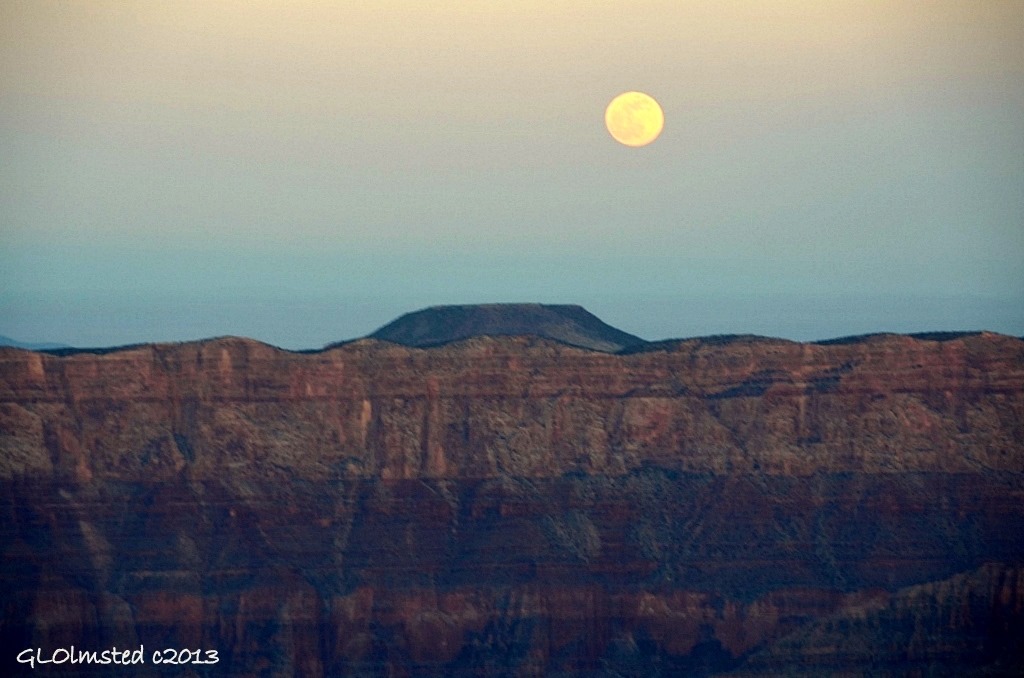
[0,335,69,351]
[1,305,1022,676]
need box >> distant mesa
[0,334,69,351]
[367,303,646,353]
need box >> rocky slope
[1,330,1022,676]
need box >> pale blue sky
[2,1,1022,348]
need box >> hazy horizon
[2,293,1021,351]
[3,2,1022,349]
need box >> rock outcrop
[1,330,1022,675]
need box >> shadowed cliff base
[1,473,1021,676]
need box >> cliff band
[1,332,1022,675]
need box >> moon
[605,91,664,147]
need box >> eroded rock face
[1,333,1022,675]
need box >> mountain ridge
[0,334,69,351]
[14,329,1021,359]
[7,299,1017,357]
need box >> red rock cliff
[1,333,1022,675]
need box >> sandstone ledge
[1,332,1021,481]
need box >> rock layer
[1,332,1022,675]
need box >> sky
[1,1,1022,349]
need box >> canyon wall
[1,333,1022,675]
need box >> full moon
[605,91,664,147]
